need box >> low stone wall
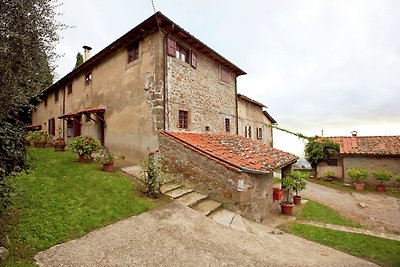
[159,134,273,222]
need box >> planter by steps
[354,183,365,191]
[375,184,386,193]
[293,195,302,205]
[280,202,294,215]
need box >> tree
[304,139,340,170]
[74,52,84,69]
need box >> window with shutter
[127,42,139,63]
[167,37,176,57]
[176,44,189,63]
[221,66,230,83]
[191,51,198,68]
[257,128,263,139]
[67,83,72,95]
[54,89,59,102]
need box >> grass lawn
[1,148,166,266]
[298,200,362,228]
[288,222,400,267]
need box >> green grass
[299,200,362,228]
[1,148,163,266]
[288,223,400,266]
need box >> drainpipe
[62,86,66,138]
[163,24,175,131]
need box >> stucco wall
[32,32,165,163]
[343,155,400,186]
[317,159,343,179]
[237,99,273,146]
[159,134,273,222]
[166,37,237,134]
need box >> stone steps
[192,199,222,216]
[164,187,193,198]
[176,191,208,207]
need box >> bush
[372,170,392,184]
[289,171,307,196]
[347,168,369,183]
[68,135,101,158]
[31,130,50,144]
[325,171,336,178]
[140,155,168,198]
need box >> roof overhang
[237,94,266,108]
[25,124,42,130]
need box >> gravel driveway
[302,181,400,232]
[35,203,376,267]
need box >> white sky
[54,0,400,156]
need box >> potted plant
[46,135,54,147]
[290,171,307,205]
[31,130,50,148]
[25,132,34,147]
[280,174,294,215]
[347,167,368,190]
[372,170,392,192]
[272,187,283,201]
[324,171,336,181]
[54,127,66,152]
[68,135,101,163]
[96,151,117,172]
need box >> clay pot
[280,202,294,215]
[293,195,302,205]
[375,184,386,193]
[273,188,283,201]
[102,162,114,172]
[79,154,93,163]
[354,183,365,190]
[35,140,47,148]
[54,138,66,152]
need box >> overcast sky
[54,0,400,156]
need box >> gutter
[161,131,270,175]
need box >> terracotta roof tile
[161,132,298,173]
[325,136,400,155]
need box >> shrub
[372,170,392,184]
[289,171,307,196]
[140,155,168,198]
[31,130,50,144]
[395,174,400,187]
[325,171,336,178]
[347,168,369,183]
[68,135,101,158]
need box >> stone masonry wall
[159,134,273,222]
[343,155,400,186]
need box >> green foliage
[74,52,84,69]
[0,0,64,120]
[289,171,307,196]
[325,171,336,178]
[3,148,155,265]
[372,170,392,184]
[140,156,168,198]
[281,175,294,203]
[288,223,400,267]
[30,130,50,144]
[299,200,362,228]
[396,174,400,185]
[68,136,101,158]
[347,168,369,183]
[304,139,340,169]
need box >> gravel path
[35,203,376,267]
[302,181,400,233]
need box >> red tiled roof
[79,107,105,114]
[325,136,400,155]
[161,132,298,173]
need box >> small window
[176,44,189,63]
[245,126,251,138]
[225,118,230,132]
[85,72,92,86]
[257,127,263,139]
[127,42,139,63]
[178,110,188,129]
[327,159,338,166]
[54,89,59,102]
[221,66,230,83]
[67,83,72,94]
[44,95,47,107]
[205,126,210,132]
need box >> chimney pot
[351,131,357,137]
[83,45,92,62]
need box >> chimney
[83,45,92,62]
[351,131,357,137]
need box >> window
[127,42,139,63]
[85,72,92,86]
[245,126,251,138]
[257,127,263,139]
[178,110,188,129]
[67,83,72,94]
[205,126,210,132]
[48,118,55,136]
[221,66,230,83]
[44,95,47,107]
[225,118,230,132]
[176,44,189,63]
[327,159,338,166]
[54,89,59,102]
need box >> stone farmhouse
[317,133,400,186]
[30,12,297,222]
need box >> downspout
[62,84,66,139]
[163,24,175,131]
[235,76,239,134]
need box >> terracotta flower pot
[35,140,47,148]
[354,183,365,190]
[375,184,386,193]
[79,154,93,163]
[102,162,114,172]
[280,202,294,215]
[293,195,302,205]
[273,188,283,201]
[54,138,66,152]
